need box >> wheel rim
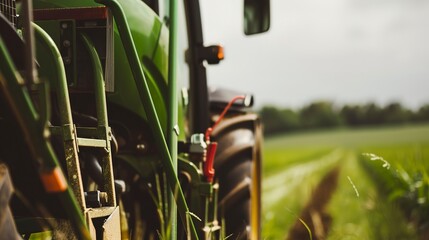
[250,120,262,240]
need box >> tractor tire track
[263,149,344,209]
[286,166,341,240]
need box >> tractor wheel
[0,165,20,240]
[211,113,262,240]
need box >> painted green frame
[167,0,179,237]
[0,36,91,239]
[94,0,198,238]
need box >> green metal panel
[153,23,169,81]
[107,0,168,129]
[33,0,169,130]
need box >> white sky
[200,0,429,109]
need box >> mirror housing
[244,0,270,35]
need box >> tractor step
[77,138,108,148]
[50,126,111,149]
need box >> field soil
[287,166,341,240]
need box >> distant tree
[340,105,365,126]
[259,106,301,135]
[362,103,384,125]
[259,101,429,135]
[299,101,343,128]
[259,106,287,135]
[281,108,301,131]
[414,104,429,122]
[382,102,411,124]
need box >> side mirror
[244,0,270,35]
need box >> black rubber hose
[83,153,125,194]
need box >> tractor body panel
[33,0,169,131]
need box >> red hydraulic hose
[205,95,246,142]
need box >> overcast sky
[199,0,429,109]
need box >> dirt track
[286,166,341,240]
[263,149,343,209]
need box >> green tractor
[0,0,269,239]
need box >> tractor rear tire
[211,113,262,240]
[0,164,21,240]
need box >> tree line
[259,101,429,136]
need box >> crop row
[360,153,429,237]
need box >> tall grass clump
[360,153,429,238]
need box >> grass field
[262,124,429,239]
